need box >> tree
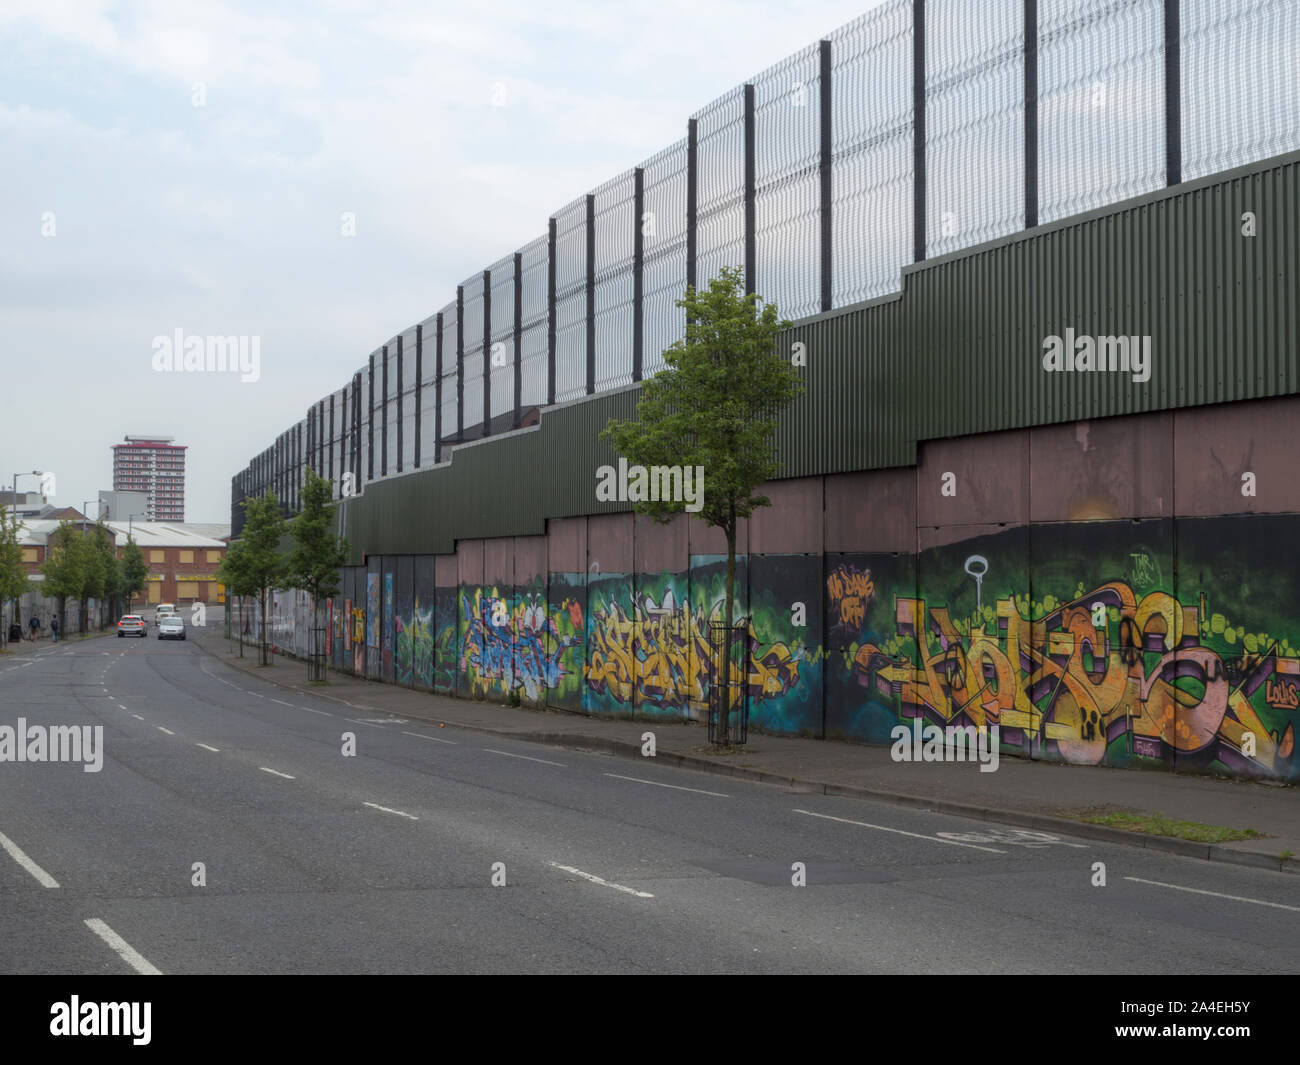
[89,525,122,631]
[286,470,350,681]
[41,522,89,635]
[216,538,255,659]
[120,538,149,615]
[239,492,288,666]
[602,266,804,743]
[0,509,30,648]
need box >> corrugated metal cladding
[340,150,1296,560]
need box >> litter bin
[8,624,22,643]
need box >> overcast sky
[1,0,883,522]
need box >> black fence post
[1024,0,1038,228]
[456,285,465,441]
[820,39,833,312]
[585,193,595,396]
[381,345,389,477]
[1164,0,1180,186]
[547,217,557,406]
[352,372,362,489]
[483,269,493,438]
[367,354,375,482]
[414,325,422,468]
[328,393,335,486]
[744,82,756,299]
[513,251,522,429]
[913,0,926,263]
[396,336,403,473]
[633,166,644,382]
[434,312,443,464]
[687,118,697,294]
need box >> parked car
[117,616,147,638]
[158,615,186,641]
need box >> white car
[157,615,186,641]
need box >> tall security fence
[231,0,1299,535]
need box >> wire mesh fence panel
[830,0,913,307]
[461,274,486,433]
[554,195,588,403]
[416,313,439,465]
[489,253,517,420]
[641,137,687,379]
[384,342,398,477]
[439,303,459,440]
[1039,0,1165,224]
[1182,0,1300,181]
[593,169,636,392]
[519,234,549,406]
[754,43,822,321]
[694,86,747,291]
[400,325,418,471]
[926,0,1025,258]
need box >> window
[179,550,194,564]
[176,581,199,600]
[150,549,165,563]
[206,550,222,563]
[21,547,37,563]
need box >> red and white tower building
[111,435,187,522]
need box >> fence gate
[707,619,749,746]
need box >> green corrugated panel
[256,149,1300,558]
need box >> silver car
[157,615,186,641]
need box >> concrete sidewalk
[197,632,1299,876]
[0,629,113,656]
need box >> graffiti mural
[460,585,580,702]
[547,573,587,711]
[433,586,457,694]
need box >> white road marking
[196,743,220,753]
[83,919,162,975]
[0,830,59,888]
[485,749,565,767]
[155,726,174,735]
[401,730,456,745]
[605,773,729,797]
[116,703,127,709]
[792,808,1007,853]
[363,801,419,821]
[130,713,144,721]
[300,706,333,717]
[271,699,295,707]
[1124,876,1300,912]
[346,718,384,728]
[549,862,653,898]
[258,767,295,780]
[359,717,407,724]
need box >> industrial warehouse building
[230,1,1299,784]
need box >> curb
[196,637,1300,878]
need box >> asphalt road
[1,636,1297,974]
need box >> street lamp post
[4,471,42,648]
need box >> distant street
[1,636,1296,975]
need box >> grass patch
[1078,811,1263,844]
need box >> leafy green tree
[41,522,88,636]
[240,492,288,666]
[0,509,30,648]
[286,470,350,680]
[92,524,123,630]
[216,538,256,659]
[120,537,149,614]
[602,266,804,742]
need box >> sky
[0,0,885,522]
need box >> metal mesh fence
[926,0,1025,258]
[519,234,549,406]
[1039,0,1165,224]
[641,138,688,377]
[489,253,516,419]
[830,0,913,307]
[234,0,1300,517]
[754,43,822,320]
[694,86,746,292]
[1182,0,1300,181]
[554,195,587,403]
[593,169,636,392]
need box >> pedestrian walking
[51,616,59,643]
[28,615,39,642]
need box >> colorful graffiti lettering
[460,589,579,701]
[585,589,803,711]
[854,582,1295,776]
